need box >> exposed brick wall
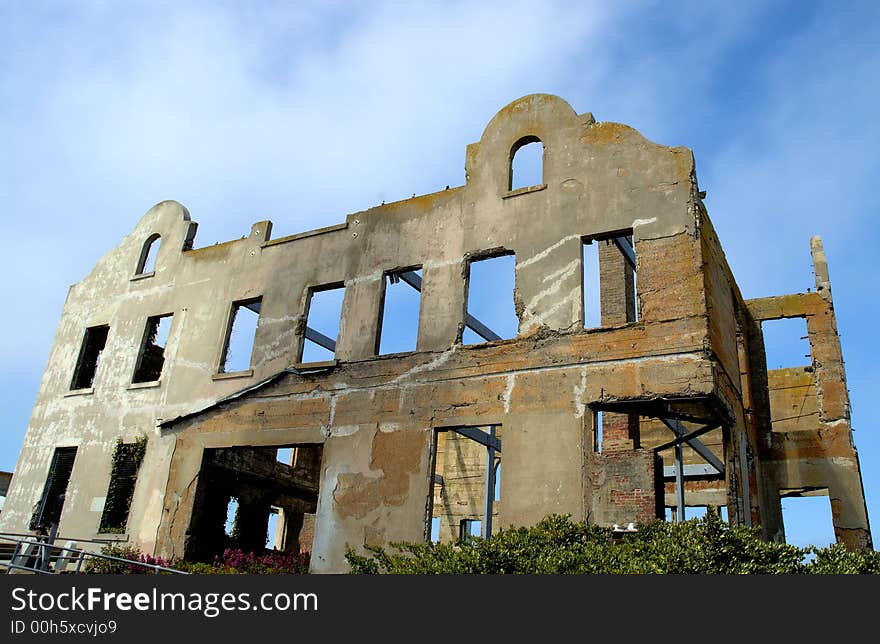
[598,237,635,326]
[298,513,316,552]
[591,449,661,526]
[601,412,640,453]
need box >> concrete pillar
[335,276,384,360]
[418,263,466,351]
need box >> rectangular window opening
[378,268,422,355]
[593,410,603,453]
[459,519,482,540]
[463,254,517,344]
[70,325,109,390]
[224,496,238,536]
[301,285,344,363]
[761,317,811,370]
[132,313,173,383]
[267,507,280,549]
[99,440,146,533]
[430,426,501,543]
[30,447,77,531]
[780,488,836,549]
[583,241,601,328]
[219,298,261,373]
[582,233,637,328]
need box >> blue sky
[1,0,878,548]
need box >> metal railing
[0,534,188,575]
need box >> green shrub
[346,513,880,574]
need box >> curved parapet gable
[128,200,198,276]
[465,94,698,240]
[466,93,582,191]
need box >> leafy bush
[84,544,310,574]
[345,514,880,574]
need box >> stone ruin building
[0,94,872,572]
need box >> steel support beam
[304,327,336,352]
[482,426,497,539]
[464,314,502,342]
[657,419,725,475]
[674,444,685,523]
[613,236,636,271]
[662,464,721,479]
[451,426,502,452]
[397,270,502,342]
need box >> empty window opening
[460,519,482,540]
[266,507,280,549]
[509,137,543,190]
[136,234,161,275]
[430,516,440,542]
[463,254,517,344]
[378,269,422,355]
[70,325,109,390]
[761,317,811,369]
[583,241,601,328]
[276,447,292,464]
[219,299,261,373]
[583,234,637,328]
[593,410,604,453]
[99,439,146,533]
[30,446,77,531]
[224,497,238,536]
[132,313,172,383]
[188,444,323,562]
[301,285,344,363]
[780,489,836,549]
[430,426,501,543]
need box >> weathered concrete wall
[746,237,872,549]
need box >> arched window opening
[136,234,162,275]
[509,136,543,191]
